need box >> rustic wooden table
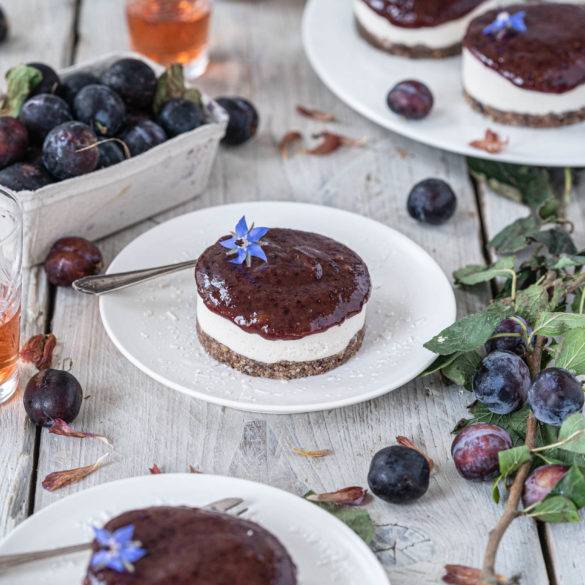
[1,1,584,584]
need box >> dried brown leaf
[49,418,112,446]
[306,486,368,506]
[188,464,202,474]
[292,447,333,458]
[41,453,109,492]
[149,464,162,474]
[396,436,436,471]
[304,131,367,155]
[278,131,302,158]
[469,129,508,154]
[296,105,337,122]
[19,333,57,370]
[443,565,515,585]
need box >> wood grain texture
[0,0,554,583]
[0,0,76,539]
[479,172,585,585]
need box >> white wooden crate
[7,52,227,266]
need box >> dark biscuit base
[197,322,365,380]
[464,91,585,128]
[355,19,461,59]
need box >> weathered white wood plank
[31,1,548,584]
[479,171,585,585]
[0,0,76,539]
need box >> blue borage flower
[219,216,269,266]
[483,10,527,37]
[90,524,147,573]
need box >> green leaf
[442,351,482,390]
[551,465,585,509]
[554,255,585,270]
[499,445,532,477]
[304,492,374,544]
[532,228,577,256]
[556,328,585,375]
[489,216,541,255]
[424,302,513,355]
[492,475,503,504]
[557,414,585,454]
[153,64,203,114]
[533,312,585,336]
[454,257,515,287]
[421,353,460,377]
[466,158,555,211]
[0,65,42,116]
[525,495,580,523]
[514,284,549,325]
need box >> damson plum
[485,317,529,355]
[101,58,156,110]
[0,6,9,43]
[23,369,83,426]
[74,84,126,137]
[27,62,60,95]
[0,117,28,168]
[367,445,430,503]
[528,368,584,426]
[523,465,569,508]
[42,121,98,180]
[215,97,259,146]
[473,351,531,414]
[60,71,100,107]
[19,94,73,142]
[157,98,205,137]
[451,423,512,481]
[407,178,457,225]
[97,141,127,169]
[44,236,103,287]
[0,162,52,191]
[387,80,434,120]
[120,120,167,156]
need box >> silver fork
[0,497,245,573]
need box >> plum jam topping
[195,228,371,340]
[362,0,488,28]
[464,4,585,94]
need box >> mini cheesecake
[463,3,585,127]
[354,0,499,58]
[83,506,297,585]
[195,228,371,379]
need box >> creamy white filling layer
[196,294,367,364]
[463,48,585,115]
[354,0,499,49]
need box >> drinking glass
[126,0,213,79]
[0,189,22,404]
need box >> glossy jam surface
[464,4,585,93]
[195,228,371,340]
[362,0,488,28]
[84,506,297,585]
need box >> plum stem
[479,337,544,585]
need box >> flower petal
[91,549,112,569]
[219,236,237,250]
[121,546,147,563]
[113,524,135,545]
[107,557,127,573]
[93,527,112,547]
[229,248,248,264]
[234,216,248,238]
[248,226,269,242]
[247,243,267,262]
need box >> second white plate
[100,201,456,414]
[302,0,585,167]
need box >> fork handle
[72,258,198,295]
[0,542,91,570]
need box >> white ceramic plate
[0,474,390,585]
[99,201,456,414]
[302,0,585,167]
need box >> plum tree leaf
[557,414,585,454]
[424,302,513,355]
[442,351,482,390]
[556,328,585,375]
[421,353,460,377]
[498,445,532,478]
[551,466,585,509]
[525,495,580,523]
[0,65,42,116]
[489,216,541,255]
[532,228,577,256]
[554,255,585,270]
[453,257,515,287]
[514,284,549,325]
[153,64,203,114]
[533,312,585,336]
